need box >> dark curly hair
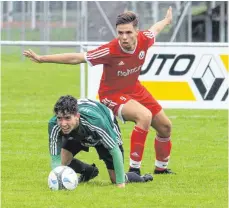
[53,95,78,115]
[116,11,138,28]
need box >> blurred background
[1,1,228,55]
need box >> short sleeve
[85,44,110,66]
[48,121,62,156]
[142,30,156,48]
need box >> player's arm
[48,119,62,169]
[108,145,125,188]
[94,118,125,187]
[148,6,172,36]
[23,49,86,65]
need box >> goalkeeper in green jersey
[49,95,153,188]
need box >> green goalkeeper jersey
[48,98,125,184]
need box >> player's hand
[116,183,125,188]
[23,49,42,63]
[164,6,172,25]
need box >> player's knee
[165,120,172,135]
[137,109,152,130]
[62,159,71,166]
[159,120,172,137]
[61,149,73,165]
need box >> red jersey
[85,30,155,95]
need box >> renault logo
[192,55,225,100]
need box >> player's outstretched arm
[109,145,126,188]
[148,6,172,36]
[23,49,86,65]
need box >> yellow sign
[220,55,229,72]
[141,81,196,101]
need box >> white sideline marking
[169,115,220,119]
[2,150,46,156]
[2,115,225,124]
[3,120,47,123]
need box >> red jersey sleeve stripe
[87,48,109,56]
[143,30,154,35]
[143,33,154,38]
[143,31,155,39]
[143,31,154,36]
[87,50,109,60]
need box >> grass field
[1,53,228,208]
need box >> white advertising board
[87,43,228,109]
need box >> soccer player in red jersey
[24,7,174,175]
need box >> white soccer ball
[48,166,78,190]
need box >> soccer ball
[48,166,78,190]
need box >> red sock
[154,135,172,170]
[129,126,148,169]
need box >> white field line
[169,115,220,119]
[1,150,47,156]
[2,115,226,124]
[3,120,48,123]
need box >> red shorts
[99,82,162,118]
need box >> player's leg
[61,148,73,165]
[136,84,174,174]
[61,148,92,175]
[126,172,153,183]
[100,94,152,175]
[151,110,174,174]
[113,115,149,176]
[121,99,152,175]
[62,138,99,181]
[108,170,153,183]
[94,143,121,183]
[94,144,153,183]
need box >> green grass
[1,53,228,208]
